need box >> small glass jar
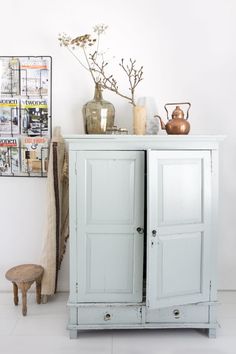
[118,128,128,135]
[106,126,118,134]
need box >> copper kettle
[155,102,191,135]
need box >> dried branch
[90,52,143,106]
[119,58,144,106]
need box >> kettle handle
[164,102,191,121]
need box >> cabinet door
[147,150,211,309]
[74,151,144,302]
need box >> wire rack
[0,56,52,177]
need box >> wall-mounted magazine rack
[0,56,52,177]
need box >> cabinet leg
[69,329,78,339]
[208,328,217,338]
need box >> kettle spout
[154,115,166,130]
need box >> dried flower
[93,24,108,35]
[58,33,72,47]
[58,24,143,106]
[71,34,96,48]
[58,25,106,84]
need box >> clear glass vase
[83,84,115,134]
[137,97,159,135]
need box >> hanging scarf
[40,127,69,295]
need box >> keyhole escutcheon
[136,227,144,234]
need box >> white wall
[0,0,235,291]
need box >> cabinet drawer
[146,304,209,323]
[78,305,142,325]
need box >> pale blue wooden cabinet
[65,135,224,339]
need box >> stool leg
[21,284,28,316]
[18,282,31,316]
[36,277,42,304]
[13,282,18,306]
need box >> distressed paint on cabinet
[147,150,211,309]
[65,135,225,339]
[73,151,144,303]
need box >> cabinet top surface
[64,134,225,141]
[64,134,225,150]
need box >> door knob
[152,230,157,237]
[136,227,144,234]
[104,313,111,321]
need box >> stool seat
[5,264,44,316]
[6,264,44,283]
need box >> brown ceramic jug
[155,102,191,135]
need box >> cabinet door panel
[160,232,202,297]
[76,151,144,302]
[159,161,202,225]
[147,150,211,309]
[86,158,135,224]
[86,233,134,293]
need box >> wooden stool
[5,264,44,316]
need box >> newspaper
[0,57,20,96]
[21,98,49,136]
[21,136,49,174]
[20,57,50,96]
[0,98,19,135]
[0,137,19,174]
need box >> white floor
[0,291,236,354]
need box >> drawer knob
[104,313,111,321]
[173,309,180,318]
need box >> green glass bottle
[83,83,115,134]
